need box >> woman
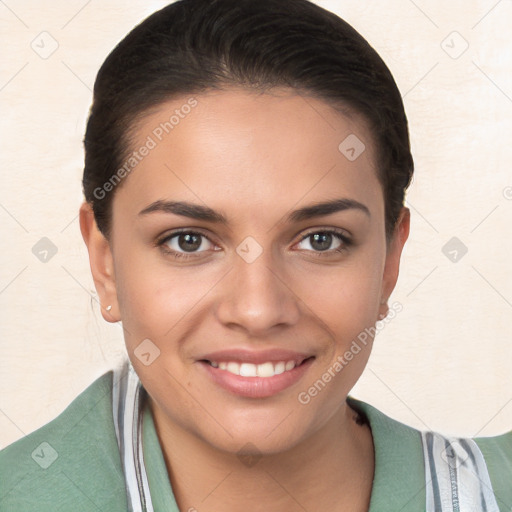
[1,0,510,510]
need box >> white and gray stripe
[421,430,500,512]
[112,361,155,512]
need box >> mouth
[197,355,315,398]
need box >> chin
[198,426,305,460]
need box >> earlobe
[395,207,411,248]
[79,201,120,323]
[378,298,389,320]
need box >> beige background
[1,0,511,448]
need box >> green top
[0,369,511,511]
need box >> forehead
[113,87,382,224]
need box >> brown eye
[296,229,352,256]
[157,230,216,259]
[308,232,337,252]
[174,233,203,252]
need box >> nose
[214,244,301,336]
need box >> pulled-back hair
[82,0,413,241]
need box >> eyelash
[156,228,353,261]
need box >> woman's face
[82,87,409,455]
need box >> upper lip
[198,349,313,365]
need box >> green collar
[142,396,426,511]
[347,397,426,511]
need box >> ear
[79,201,119,323]
[378,207,410,319]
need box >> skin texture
[80,87,410,511]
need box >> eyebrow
[138,198,370,224]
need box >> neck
[149,398,375,512]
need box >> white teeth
[256,362,274,377]
[274,362,285,375]
[240,363,257,377]
[227,362,240,374]
[208,359,300,377]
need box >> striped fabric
[112,361,155,512]
[421,431,500,512]
[110,360,500,511]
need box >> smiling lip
[197,349,315,398]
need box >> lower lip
[198,358,315,398]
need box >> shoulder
[348,396,512,511]
[475,430,512,509]
[0,369,128,512]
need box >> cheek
[114,264,197,394]
[116,265,187,337]
[112,238,174,340]
[113,243,218,367]
[301,248,385,337]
